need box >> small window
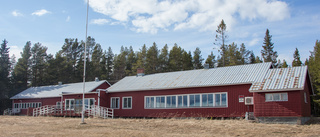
[111,97,120,109]
[265,93,288,102]
[123,97,132,109]
[56,102,61,109]
[304,92,307,103]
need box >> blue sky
[1,0,319,65]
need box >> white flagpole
[81,0,89,124]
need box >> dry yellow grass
[0,116,319,137]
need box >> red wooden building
[106,62,314,124]
[9,62,314,124]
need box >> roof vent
[95,77,99,82]
[204,64,209,69]
[137,68,145,76]
[58,82,62,86]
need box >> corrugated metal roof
[107,62,272,92]
[249,66,308,92]
[10,80,107,99]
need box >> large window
[123,97,132,109]
[111,97,120,109]
[145,92,228,109]
[265,93,288,102]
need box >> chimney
[58,81,62,86]
[204,64,209,69]
[95,77,99,82]
[137,68,145,76]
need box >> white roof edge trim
[61,92,98,96]
[10,96,61,100]
[249,88,304,93]
[108,82,253,93]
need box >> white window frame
[265,92,288,102]
[144,92,228,109]
[122,97,132,109]
[65,99,75,110]
[110,97,120,109]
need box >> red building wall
[253,88,311,117]
[12,97,61,115]
[106,84,254,118]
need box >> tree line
[0,20,319,115]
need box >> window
[145,92,228,109]
[65,99,75,110]
[189,94,200,107]
[56,102,61,109]
[111,97,120,109]
[166,96,176,108]
[84,98,95,109]
[123,97,132,109]
[265,93,288,102]
[304,92,307,103]
[145,97,154,108]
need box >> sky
[1,0,320,65]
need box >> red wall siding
[106,84,254,118]
[254,90,311,117]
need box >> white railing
[3,108,20,115]
[33,105,113,119]
[33,105,61,117]
[86,105,114,119]
[3,108,12,115]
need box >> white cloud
[8,45,22,60]
[31,9,51,16]
[66,16,71,22]
[91,18,110,25]
[12,10,23,17]
[248,38,260,47]
[89,0,290,34]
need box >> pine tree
[205,52,216,68]
[106,47,114,80]
[132,44,147,73]
[281,59,288,68]
[125,46,137,76]
[193,47,204,69]
[113,46,127,80]
[308,40,320,115]
[13,41,32,90]
[239,43,250,64]
[158,44,169,73]
[255,56,263,63]
[0,39,11,98]
[182,51,193,70]
[146,42,159,74]
[249,52,256,64]
[168,44,183,71]
[292,48,302,67]
[215,19,228,67]
[30,42,48,86]
[261,29,278,66]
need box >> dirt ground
[0,116,319,137]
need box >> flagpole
[81,0,89,124]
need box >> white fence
[33,105,113,119]
[3,108,20,115]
